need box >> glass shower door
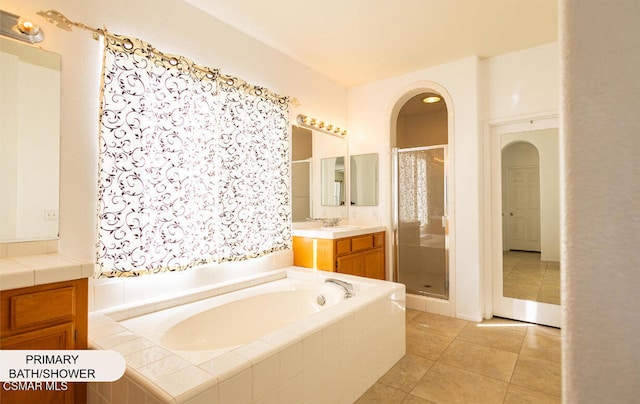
[394,146,448,299]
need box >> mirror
[321,156,346,206]
[501,128,560,305]
[0,37,61,242]
[292,126,313,221]
[350,153,378,206]
[291,124,347,221]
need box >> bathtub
[88,267,405,404]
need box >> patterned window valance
[97,33,291,277]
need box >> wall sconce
[0,10,44,44]
[296,114,348,138]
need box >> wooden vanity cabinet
[0,278,88,404]
[293,231,386,280]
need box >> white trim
[483,111,561,327]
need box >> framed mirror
[0,37,61,242]
[350,153,378,206]
[490,116,561,328]
[321,156,346,206]
[292,126,313,221]
[291,123,347,221]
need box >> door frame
[483,112,561,327]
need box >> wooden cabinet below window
[293,231,386,280]
[0,278,88,404]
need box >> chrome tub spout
[325,278,355,298]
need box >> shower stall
[393,145,449,299]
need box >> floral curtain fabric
[97,33,290,277]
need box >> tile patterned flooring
[502,251,561,305]
[356,310,561,403]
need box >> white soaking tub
[87,267,405,404]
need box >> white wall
[348,56,481,321]
[3,0,348,261]
[561,0,640,401]
[348,43,559,321]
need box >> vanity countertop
[0,253,94,291]
[292,225,386,240]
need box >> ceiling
[183,0,558,88]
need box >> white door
[506,167,541,252]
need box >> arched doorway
[392,90,452,302]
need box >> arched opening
[392,90,451,300]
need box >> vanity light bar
[296,114,348,138]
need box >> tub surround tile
[219,368,252,404]
[234,340,275,365]
[252,353,281,401]
[111,337,155,357]
[96,330,141,349]
[125,346,173,370]
[200,352,251,382]
[88,267,405,404]
[279,340,304,382]
[182,385,220,404]
[156,365,215,399]
[137,354,192,382]
[302,331,323,368]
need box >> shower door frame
[392,145,449,299]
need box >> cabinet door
[0,323,75,404]
[336,253,362,276]
[362,248,385,280]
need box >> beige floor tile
[379,354,435,392]
[504,384,561,404]
[511,356,562,397]
[456,322,526,353]
[408,312,468,339]
[401,394,437,403]
[503,283,539,301]
[406,309,422,322]
[406,324,454,361]
[438,340,518,382]
[527,324,562,340]
[411,363,509,404]
[520,333,562,363]
[536,289,561,305]
[355,382,408,404]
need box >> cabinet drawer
[351,235,374,252]
[10,287,75,330]
[335,239,352,255]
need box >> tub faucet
[325,278,355,298]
